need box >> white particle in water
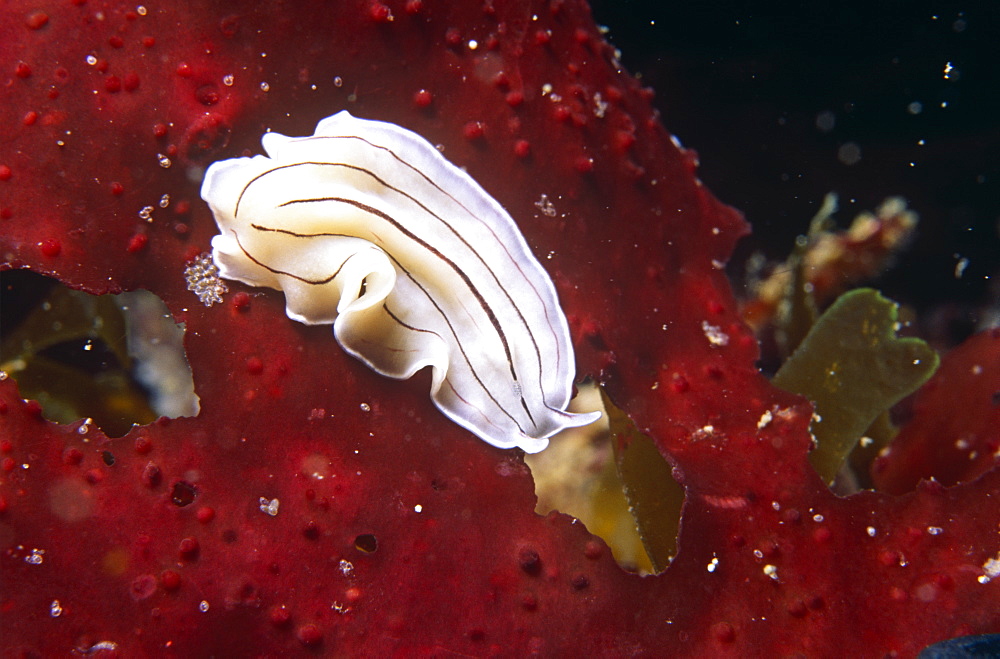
[534,194,557,217]
[867,526,877,537]
[592,92,608,118]
[757,410,773,429]
[927,526,943,535]
[25,548,45,565]
[981,556,1000,583]
[706,556,719,573]
[955,257,969,279]
[414,504,423,513]
[259,497,280,516]
[339,559,354,577]
[838,142,862,166]
[701,320,730,347]
[815,110,836,132]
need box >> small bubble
[159,194,170,208]
[222,74,234,86]
[837,142,862,166]
[259,82,269,92]
[138,205,154,221]
[137,5,147,15]
[333,76,343,87]
[50,600,63,617]
[359,403,371,412]
[157,153,172,168]
[199,600,210,612]
[25,548,45,565]
[815,110,835,132]
[86,55,97,65]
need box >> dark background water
[591,0,999,347]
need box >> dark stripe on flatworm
[231,231,351,285]
[246,222,529,435]
[235,156,558,417]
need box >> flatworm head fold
[201,111,599,452]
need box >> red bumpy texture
[1,1,997,655]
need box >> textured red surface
[2,1,998,655]
[873,329,1000,495]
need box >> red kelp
[1,1,998,656]
[873,329,1000,495]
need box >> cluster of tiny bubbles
[259,497,280,516]
[534,194,557,217]
[184,252,228,307]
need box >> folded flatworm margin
[201,111,599,452]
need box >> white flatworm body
[201,111,599,453]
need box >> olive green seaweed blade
[772,288,939,484]
[604,389,684,574]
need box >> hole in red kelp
[0,270,198,437]
[170,480,198,506]
[354,533,378,553]
[524,381,683,575]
